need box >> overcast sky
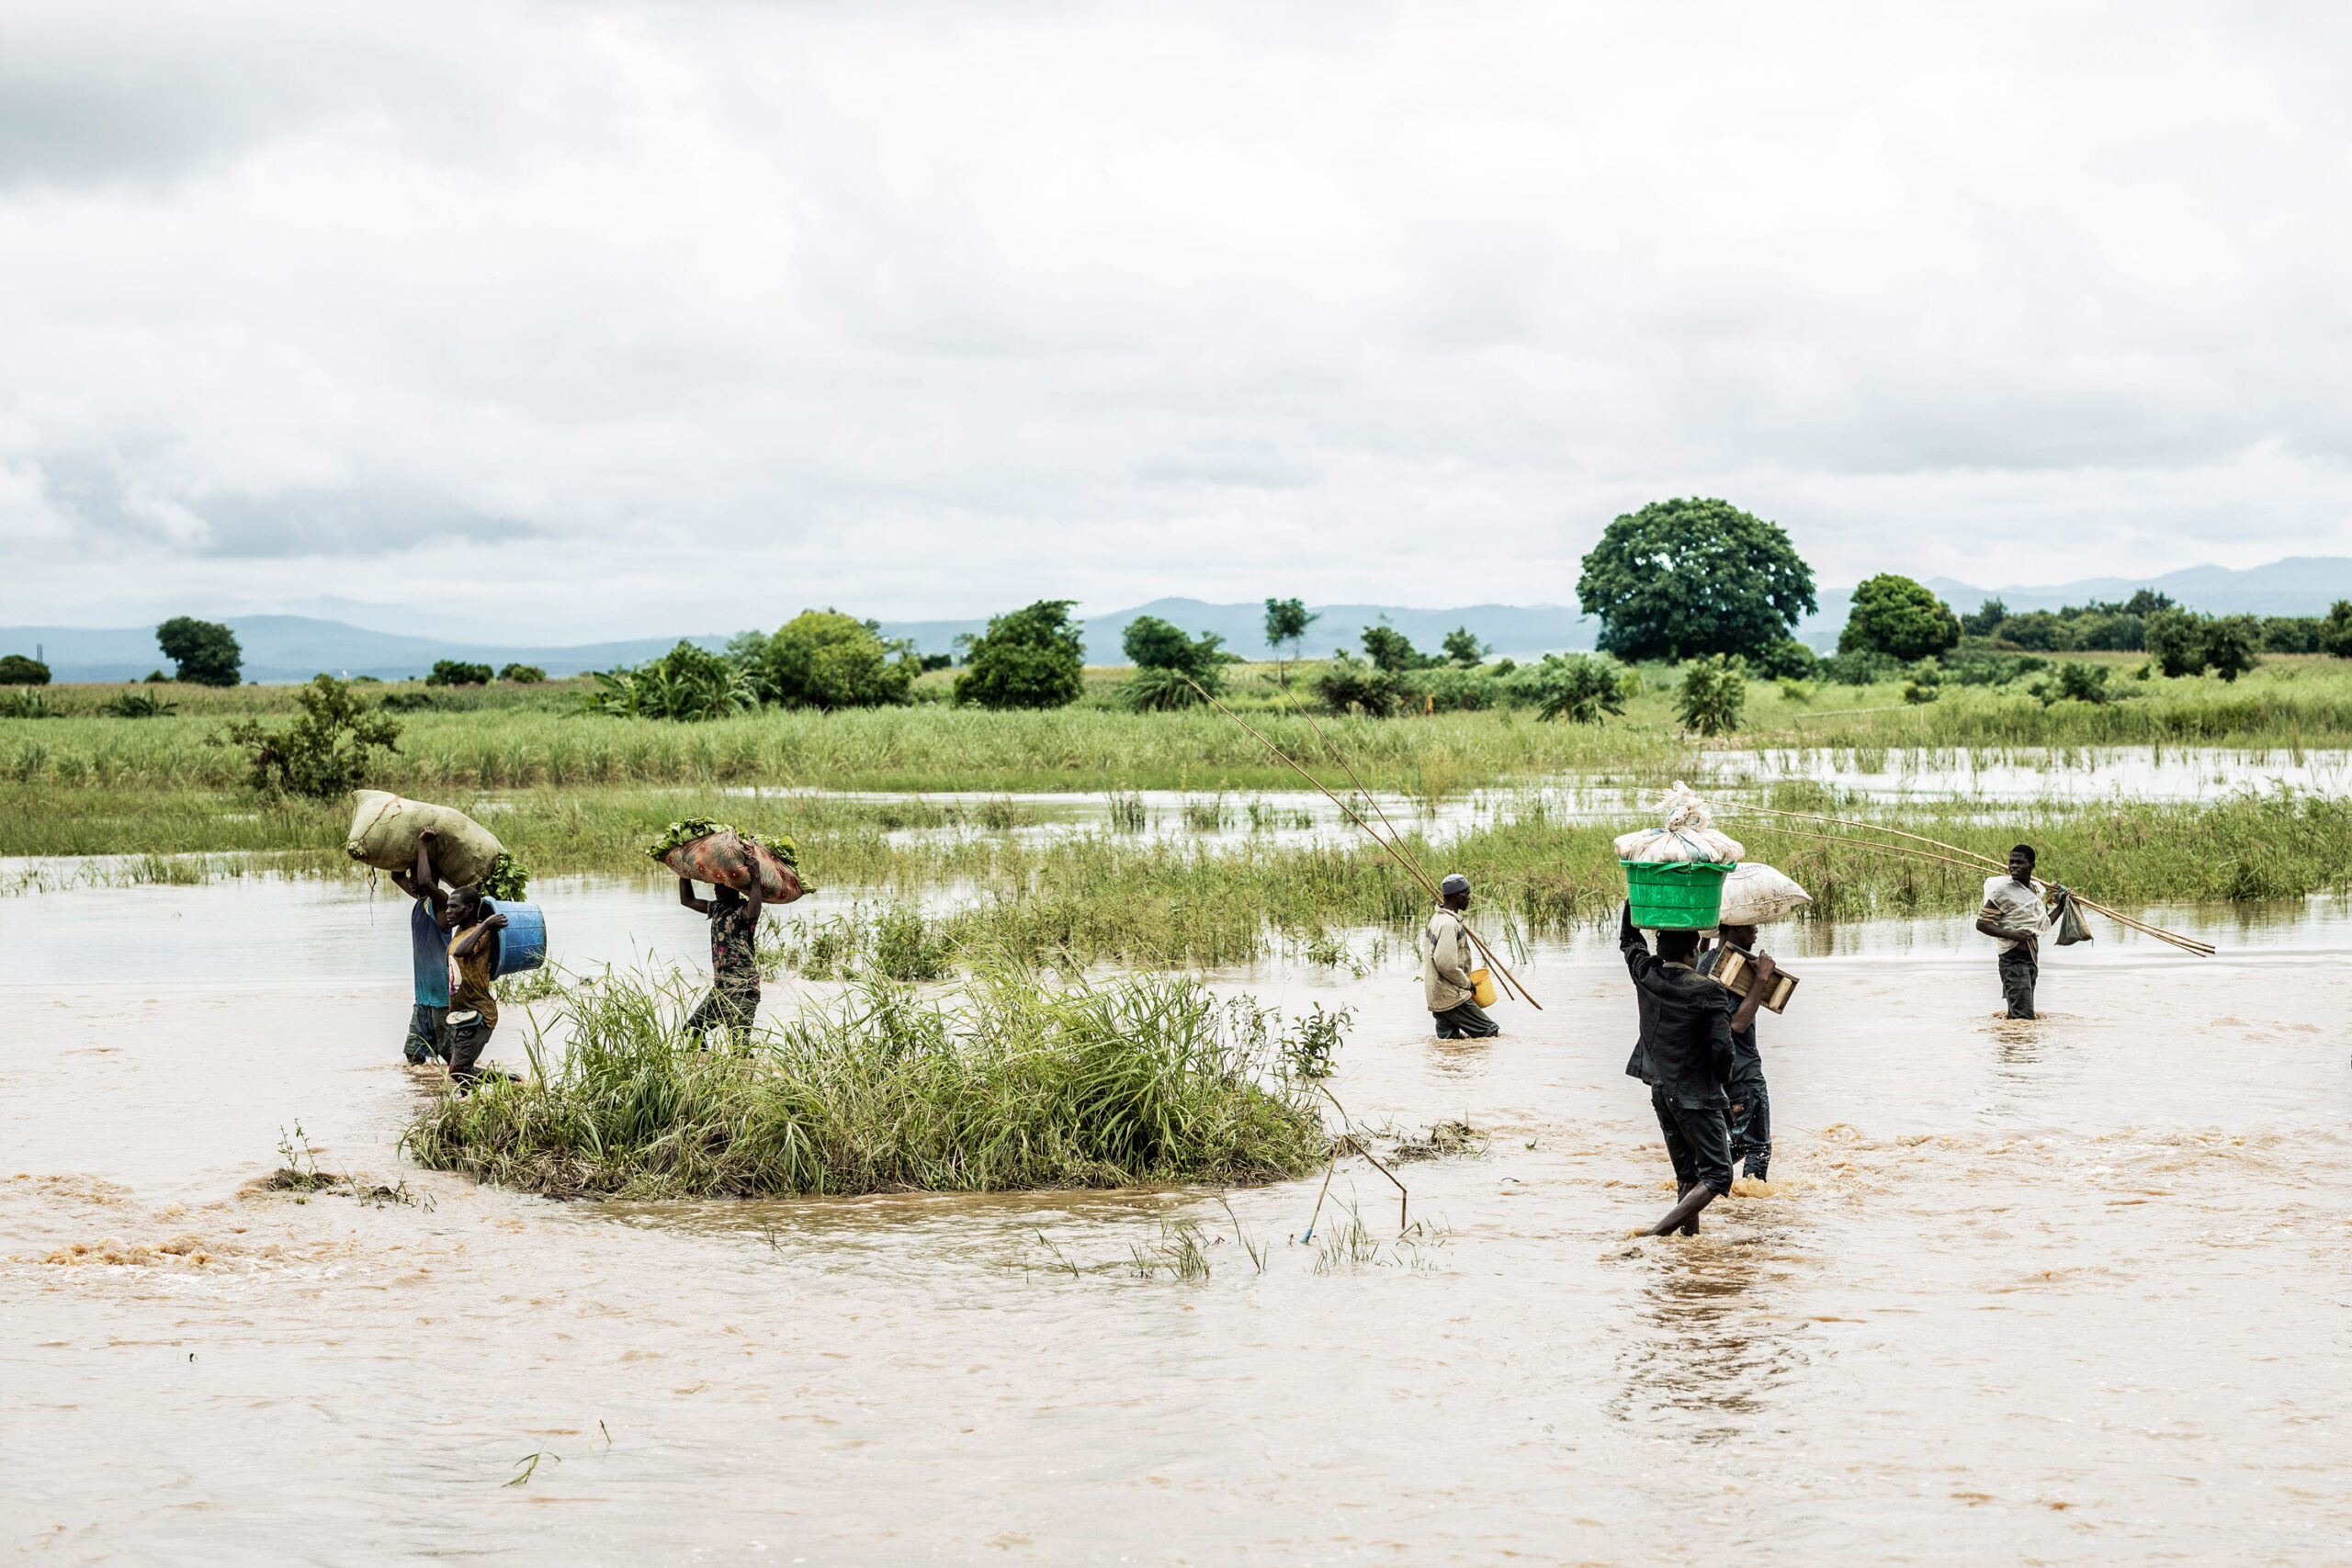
[5,1,2350,638]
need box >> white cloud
[5,0,2351,637]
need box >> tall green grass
[11,659,2351,794]
[401,963,1329,1198]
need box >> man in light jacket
[1424,874,1500,1039]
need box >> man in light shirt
[1974,843,2053,1020]
[1423,874,1500,1039]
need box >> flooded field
[4,869,2347,1564]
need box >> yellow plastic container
[1470,967,1498,1008]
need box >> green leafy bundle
[644,818,798,868]
[479,852,531,902]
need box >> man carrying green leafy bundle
[677,873,763,1047]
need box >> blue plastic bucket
[486,898,547,976]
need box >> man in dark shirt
[1696,922,1780,1185]
[1621,901,1747,1236]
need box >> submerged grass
[13,774,2350,958]
[401,961,1329,1199]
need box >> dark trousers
[1431,998,1500,1039]
[1999,948,2038,1020]
[1729,1079,1770,1181]
[1651,1088,1733,1196]
[404,1004,448,1065]
[444,1013,495,1080]
[687,983,760,1048]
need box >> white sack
[345,790,507,887]
[1614,780,1746,863]
[1714,863,1812,926]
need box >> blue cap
[1439,874,1471,897]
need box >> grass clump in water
[401,960,1329,1199]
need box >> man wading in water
[1697,923,1780,1185]
[678,874,764,1048]
[389,828,450,1066]
[1975,844,2052,1020]
[1621,902,1736,1235]
[1424,874,1500,1039]
[439,886,508,1087]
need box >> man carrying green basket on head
[1424,874,1500,1040]
[1620,900,1741,1236]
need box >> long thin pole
[1183,677,1542,1008]
[1274,685,1531,1004]
[1736,807,2213,953]
[1737,818,2213,955]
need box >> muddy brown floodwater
[3,874,2348,1564]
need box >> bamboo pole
[1181,677,1542,1009]
[1734,812,2214,955]
[1272,684,1532,1004]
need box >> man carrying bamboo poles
[1975,844,2054,1020]
[1620,901,1738,1235]
[1424,874,1500,1039]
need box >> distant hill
[8,558,2347,681]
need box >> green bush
[1751,638,1817,679]
[427,660,493,687]
[0,654,50,685]
[1118,615,1238,709]
[1510,652,1627,723]
[2145,609,2208,677]
[1359,624,1440,673]
[955,601,1086,710]
[753,611,916,709]
[1839,574,1962,661]
[104,691,178,718]
[2322,601,2352,659]
[2203,615,2262,683]
[210,674,401,798]
[1441,626,1488,666]
[498,663,548,683]
[1675,654,1747,735]
[584,642,757,721]
[1309,651,1400,716]
[1815,649,1898,685]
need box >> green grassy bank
[401,964,1329,1199]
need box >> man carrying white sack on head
[1694,862,1809,1186]
[1425,874,1500,1040]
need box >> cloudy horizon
[6,2,2351,640]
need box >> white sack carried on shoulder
[345,789,507,887]
[1714,862,1812,926]
[1613,780,1746,863]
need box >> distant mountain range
[8,556,2349,682]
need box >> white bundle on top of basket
[1613,782,1744,864]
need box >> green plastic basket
[1622,859,1736,929]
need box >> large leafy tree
[156,616,243,686]
[1576,499,1816,661]
[1839,574,1962,661]
[954,600,1086,710]
[759,611,915,709]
